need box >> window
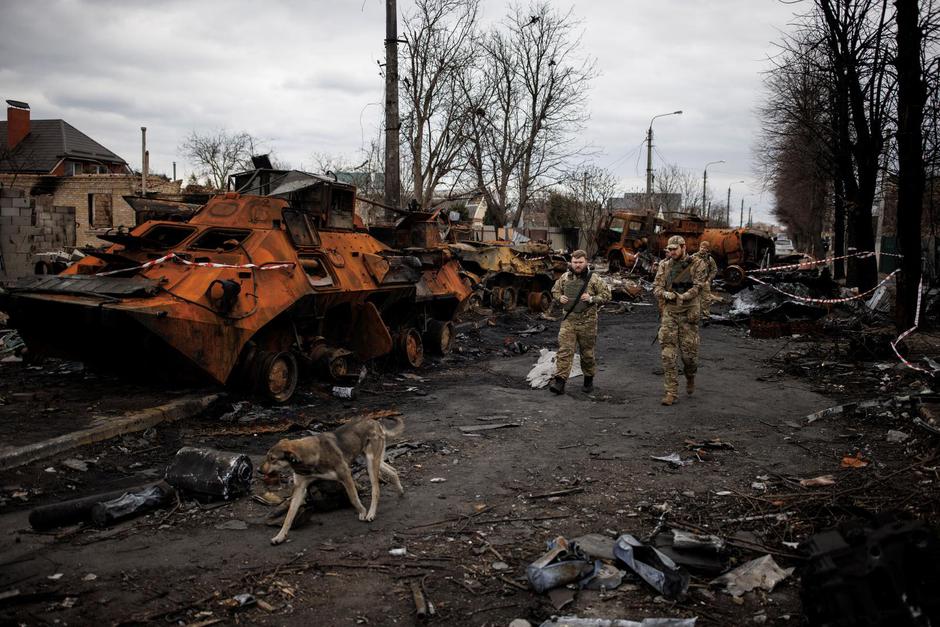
[326,187,355,229]
[88,193,113,229]
[140,225,197,249]
[283,209,320,247]
[189,228,251,251]
[608,218,626,233]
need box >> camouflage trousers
[554,312,598,379]
[658,304,700,395]
[699,286,712,317]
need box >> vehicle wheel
[489,286,503,309]
[724,265,745,287]
[528,290,551,313]
[397,328,424,368]
[256,351,298,404]
[608,254,623,272]
[424,320,454,355]
[499,286,517,311]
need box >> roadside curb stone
[0,393,220,471]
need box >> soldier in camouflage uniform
[549,250,612,394]
[694,241,719,319]
[653,236,707,405]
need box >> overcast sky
[0,0,799,224]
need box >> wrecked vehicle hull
[596,211,775,286]
[1,189,471,402]
[445,241,566,312]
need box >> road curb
[0,393,220,471]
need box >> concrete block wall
[0,187,77,283]
[0,174,181,248]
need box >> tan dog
[260,415,405,545]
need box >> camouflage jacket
[652,255,707,309]
[551,269,611,317]
[694,250,718,282]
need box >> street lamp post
[739,196,747,228]
[726,180,744,227]
[701,160,724,217]
[646,110,682,210]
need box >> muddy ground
[1,302,938,626]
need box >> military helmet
[666,235,685,248]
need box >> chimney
[6,100,31,149]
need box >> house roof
[0,119,127,173]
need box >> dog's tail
[381,415,405,438]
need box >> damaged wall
[0,174,180,249]
[0,187,75,282]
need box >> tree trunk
[894,0,926,329]
[833,177,846,279]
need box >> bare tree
[654,163,701,215]
[464,1,595,227]
[894,0,930,328]
[180,129,258,191]
[401,0,478,209]
[756,38,833,256]
[562,165,618,256]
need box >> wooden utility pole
[384,0,401,215]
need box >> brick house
[0,101,179,282]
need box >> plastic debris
[580,562,625,590]
[90,482,176,527]
[332,386,356,399]
[539,618,697,627]
[653,530,726,575]
[526,536,594,593]
[527,349,583,389]
[164,447,253,499]
[886,430,910,443]
[710,554,793,597]
[650,453,693,468]
[29,482,161,530]
[572,534,617,560]
[614,534,689,600]
[61,458,89,472]
[389,548,407,556]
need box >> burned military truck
[0,176,471,402]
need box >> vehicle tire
[256,351,298,404]
[499,286,517,311]
[724,265,745,288]
[528,290,551,313]
[397,328,424,368]
[424,320,454,355]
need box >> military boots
[583,376,594,393]
[686,375,695,395]
[549,376,566,395]
[661,393,677,406]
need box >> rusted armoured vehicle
[596,210,774,286]
[444,240,566,312]
[0,177,471,402]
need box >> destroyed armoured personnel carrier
[596,211,774,286]
[0,177,471,403]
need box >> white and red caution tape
[890,277,934,376]
[95,252,295,276]
[748,250,901,274]
[746,269,901,305]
